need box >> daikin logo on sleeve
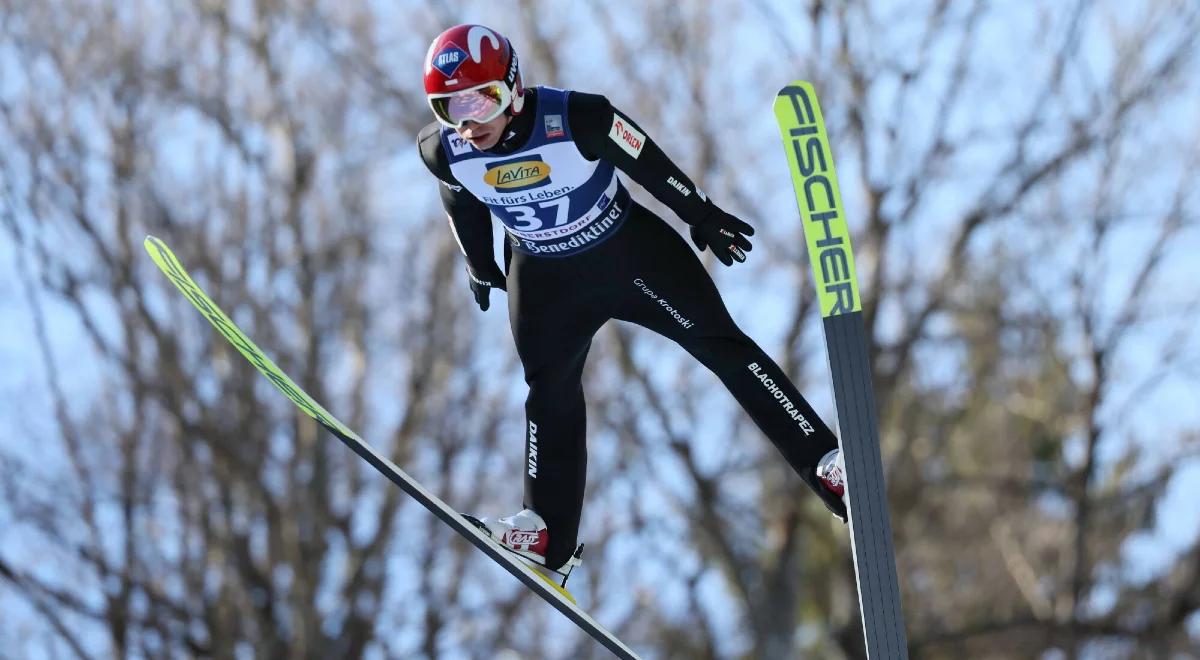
[609,113,645,159]
[667,176,691,196]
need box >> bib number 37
[506,197,570,231]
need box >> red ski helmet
[423,24,525,128]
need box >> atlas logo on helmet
[431,43,468,78]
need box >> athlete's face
[455,114,510,150]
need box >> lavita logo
[484,156,552,192]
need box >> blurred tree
[0,0,538,657]
[1,0,1198,659]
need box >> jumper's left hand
[689,207,754,266]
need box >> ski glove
[467,264,506,312]
[689,206,755,266]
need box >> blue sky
[2,0,1199,656]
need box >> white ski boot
[462,508,584,599]
[468,508,552,564]
[816,448,849,521]
[464,509,583,570]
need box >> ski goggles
[427,81,513,128]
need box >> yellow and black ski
[143,236,640,660]
[773,82,909,659]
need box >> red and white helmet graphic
[424,24,525,128]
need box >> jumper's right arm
[417,124,506,307]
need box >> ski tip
[143,235,167,257]
[775,80,815,97]
[773,81,822,118]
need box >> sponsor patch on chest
[483,156,553,191]
[447,133,473,156]
[544,114,565,138]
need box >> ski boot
[462,508,584,599]
[816,448,849,522]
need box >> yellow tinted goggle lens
[432,85,506,126]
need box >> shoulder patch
[609,112,646,159]
[544,114,565,138]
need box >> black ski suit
[418,87,844,569]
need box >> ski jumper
[418,87,842,569]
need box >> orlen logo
[484,156,551,191]
[609,113,646,159]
